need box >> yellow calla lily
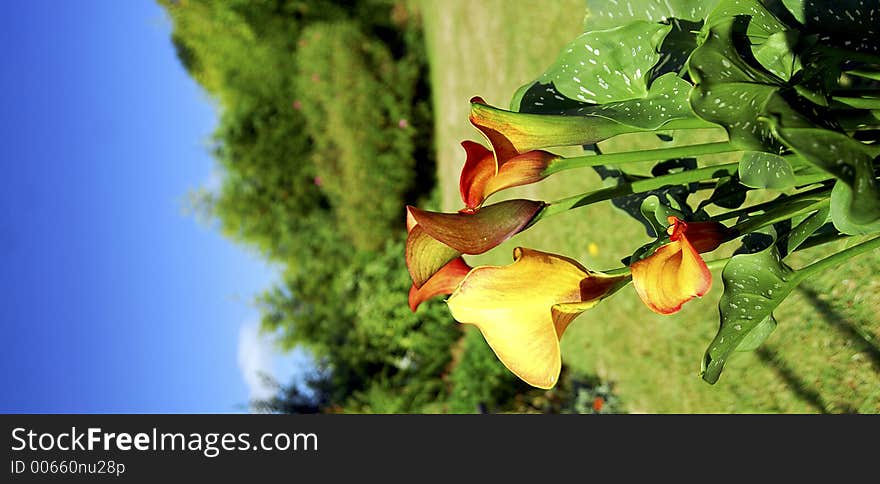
[446,247,628,389]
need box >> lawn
[417,0,880,413]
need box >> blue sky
[0,1,305,412]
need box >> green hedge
[295,21,423,251]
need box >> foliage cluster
[405,0,880,395]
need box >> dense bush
[260,236,461,411]
[295,20,429,251]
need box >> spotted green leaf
[781,0,880,55]
[514,73,709,133]
[702,238,797,384]
[767,122,880,229]
[738,151,796,189]
[687,17,808,150]
[703,0,788,39]
[584,0,717,30]
[784,206,831,254]
[538,21,671,104]
[734,316,777,352]
[690,82,808,151]
[753,30,802,81]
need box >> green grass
[418,0,880,413]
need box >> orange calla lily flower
[630,216,728,315]
[458,140,556,212]
[408,257,471,312]
[446,248,629,389]
[405,199,544,288]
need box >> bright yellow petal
[447,248,627,388]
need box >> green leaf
[781,0,880,56]
[734,316,777,352]
[704,0,788,36]
[689,17,777,87]
[767,122,880,228]
[584,73,698,128]
[831,181,880,235]
[515,73,705,131]
[738,151,796,189]
[752,30,802,81]
[784,206,831,254]
[702,238,797,384]
[537,21,671,104]
[687,17,809,150]
[584,0,717,31]
[639,194,684,236]
[690,82,789,150]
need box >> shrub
[446,328,533,413]
[295,21,425,251]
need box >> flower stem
[832,96,880,110]
[542,141,738,176]
[794,236,880,283]
[536,162,740,222]
[710,184,832,224]
[728,198,830,238]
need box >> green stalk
[796,232,852,251]
[793,236,880,283]
[535,162,740,222]
[542,141,738,176]
[710,185,832,224]
[832,96,880,110]
[728,198,830,237]
[848,70,880,82]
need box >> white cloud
[236,320,277,402]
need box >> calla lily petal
[408,199,544,255]
[447,248,628,389]
[631,237,711,315]
[408,257,471,312]
[673,218,728,253]
[469,97,632,163]
[458,141,556,211]
[631,217,726,315]
[484,150,554,200]
[405,224,461,289]
[458,141,497,211]
[406,206,419,233]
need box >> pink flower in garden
[292,100,302,110]
[314,176,323,186]
[398,118,409,129]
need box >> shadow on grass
[754,285,878,414]
[798,286,880,374]
[755,347,830,414]
[757,344,862,413]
